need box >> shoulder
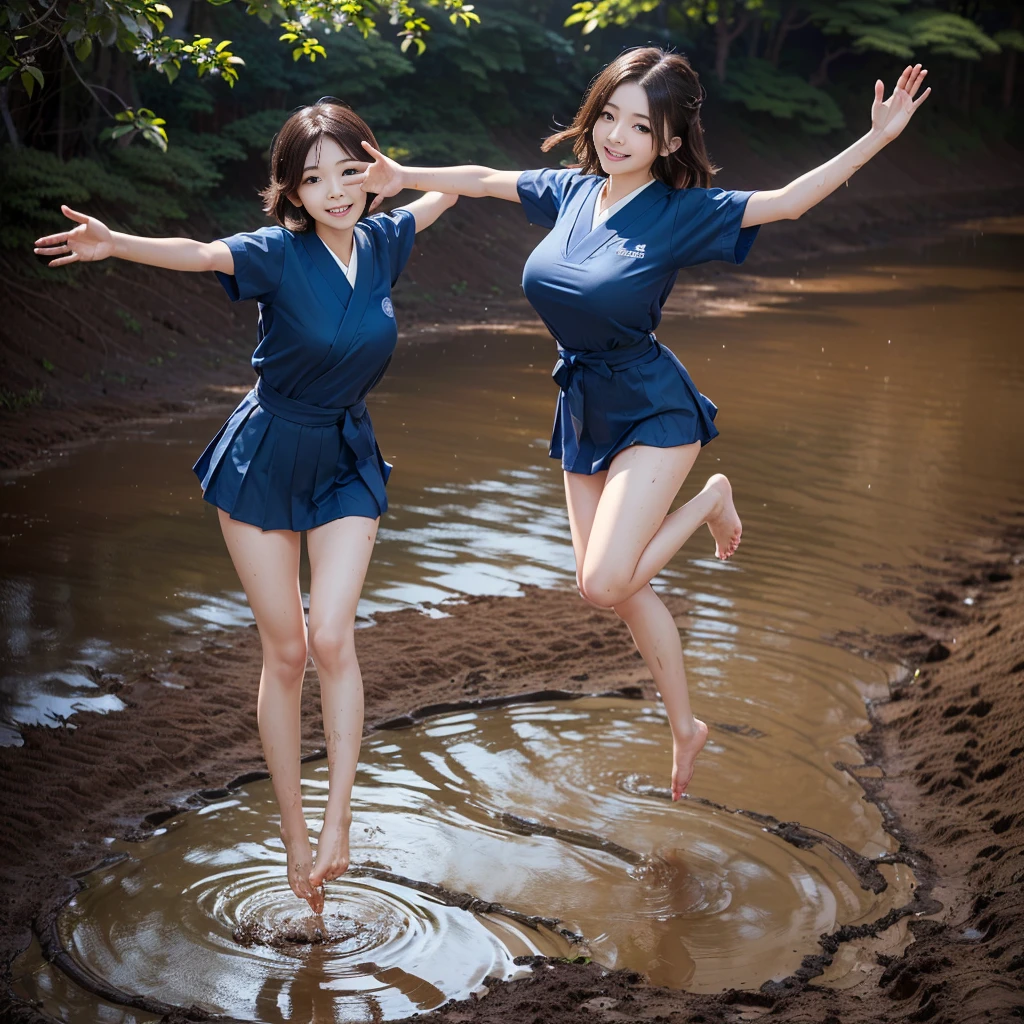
[358,207,415,243]
[219,224,294,255]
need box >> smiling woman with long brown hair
[354,47,931,800]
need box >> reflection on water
[3,220,1023,1015]
[3,222,1022,743]
[12,698,915,1021]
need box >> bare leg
[612,587,708,799]
[305,515,378,891]
[564,472,707,798]
[217,511,320,911]
[581,443,742,608]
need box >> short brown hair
[260,99,380,232]
[542,47,719,190]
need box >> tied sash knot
[254,376,388,513]
[551,335,659,444]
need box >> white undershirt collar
[592,178,656,232]
[322,235,358,288]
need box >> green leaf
[74,37,93,61]
[0,66,16,83]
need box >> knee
[307,621,357,674]
[264,636,309,684]
[579,564,629,610]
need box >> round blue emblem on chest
[381,297,395,318]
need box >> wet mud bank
[3,518,1023,1023]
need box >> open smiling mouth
[326,204,353,217]
[603,146,630,161]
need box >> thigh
[563,470,607,583]
[306,516,379,633]
[218,509,305,647]
[585,442,701,577]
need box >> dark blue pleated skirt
[193,383,390,532]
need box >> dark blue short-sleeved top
[192,209,417,530]
[517,168,760,474]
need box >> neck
[315,220,356,265]
[603,168,656,207]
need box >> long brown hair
[260,98,380,232]
[543,47,719,190]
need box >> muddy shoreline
[3,518,1023,1023]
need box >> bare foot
[310,808,353,890]
[671,719,709,800]
[702,474,742,560]
[280,825,323,913]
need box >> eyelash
[302,168,359,185]
[600,111,650,134]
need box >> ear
[287,191,303,209]
[660,135,682,158]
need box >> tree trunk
[0,85,19,149]
[809,47,850,88]
[747,13,762,58]
[961,59,973,113]
[1003,10,1020,111]
[714,2,750,83]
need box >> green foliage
[717,58,846,133]
[900,10,1001,60]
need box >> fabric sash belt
[551,335,659,444]
[254,376,386,511]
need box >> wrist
[110,232,129,259]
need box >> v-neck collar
[564,176,670,264]
[591,178,656,231]
[299,229,355,304]
[292,225,376,393]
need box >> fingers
[61,204,89,224]
[33,232,68,247]
[34,243,71,256]
[874,79,884,102]
[912,86,932,110]
[369,194,383,213]
[45,253,81,268]
[360,140,385,162]
[895,64,913,92]
[907,67,928,98]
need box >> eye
[303,175,321,185]
[600,111,614,121]
[634,124,650,134]
[342,167,359,176]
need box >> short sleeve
[214,226,287,303]
[671,188,760,269]
[516,168,581,229]
[365,207,417,286]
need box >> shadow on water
[5,217,1024,1019]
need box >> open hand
[34,205,114,267]
[871,64,931,143]
[353,141,406,212]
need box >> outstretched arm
[34,204,233,273]
[742,64,931,228]
[398,190,460,232]
[356,145,522,211]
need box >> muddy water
[6,220,1024,1018]
[14,696,914,1021]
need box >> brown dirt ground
[2,518,1023,1023]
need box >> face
[290,134,369,229]
[592,81,681,177]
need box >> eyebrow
[302,157,365,172]
[603,101,650,121]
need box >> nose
[606,119,625,145]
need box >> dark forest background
[2,0,1021,258]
